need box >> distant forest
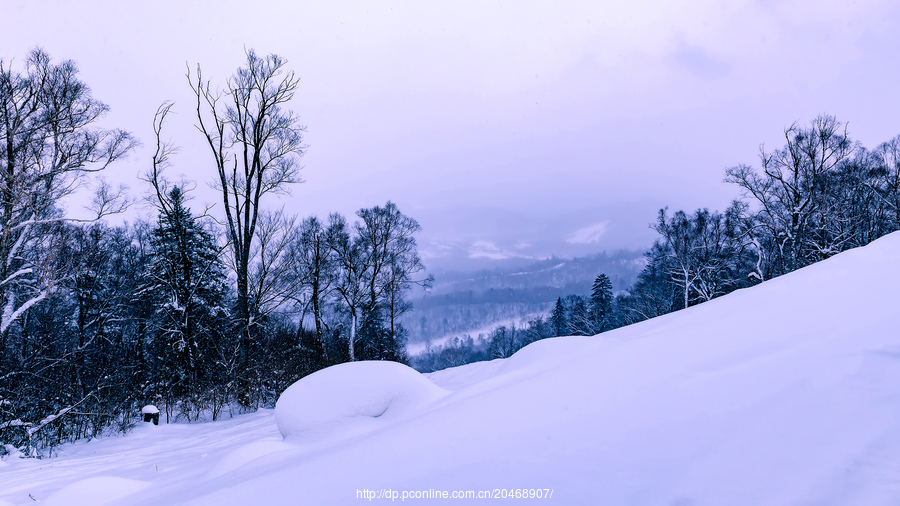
[400,250,644,346]
[414,114,900,372]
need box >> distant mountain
[411,202,660,272]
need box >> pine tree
[144,186,228,400]
[550,297,567,337]
[590,274,614,333]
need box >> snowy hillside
[3,232,900,505]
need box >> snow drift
[274,360,449,444]
[4,231,900,505]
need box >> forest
[0,49,430,455]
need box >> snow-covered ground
[4,232,900,504]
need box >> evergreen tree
[144,186,228,401]
[589,274,614,333]
[550,297,567,337]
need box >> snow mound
[275,361,449,444]
[41,476,149,505]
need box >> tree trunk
[235,271,251,405]
[349,311,357,362]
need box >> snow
[274,361,449,445]
[0,411,281,504]
[41,477,149,506]
[0,420,25,430]
[567,220,609,244]
[140,405,159,415]
[3,231,900,504]
[206,440,295,479]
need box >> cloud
[567,221,609,244]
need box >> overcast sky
[4,0,900,270]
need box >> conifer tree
[145,186,228,399]
[590,274,614,333]
[550,297,567,337]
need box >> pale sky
[4,0,900,270]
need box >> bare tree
[617,245,677,325]
[291,215,336,348]
[327,213,366,361]
[247,209,298,321]
[355,202,431,357]
[871,136,900,229]
[726,115,856,274]
[189,50,306,401]
[0,49,135,340]
[652,208,699,310]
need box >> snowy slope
[4,232,900,504]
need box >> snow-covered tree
[1,223,144,453]
[726,115,856,275]
[617,243,678,325]
[144,186,228,400]
[567,296,592,336]
[0,48,135,339]
[488,325,521,359]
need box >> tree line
[620,114,900,322]
[0,49,428,455]
[415,115,900,372]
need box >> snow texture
[140,405,159,415]
[41,477,149,506]
[4,231,900,504]
[275,360,450,445]
[206,440,295,478]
